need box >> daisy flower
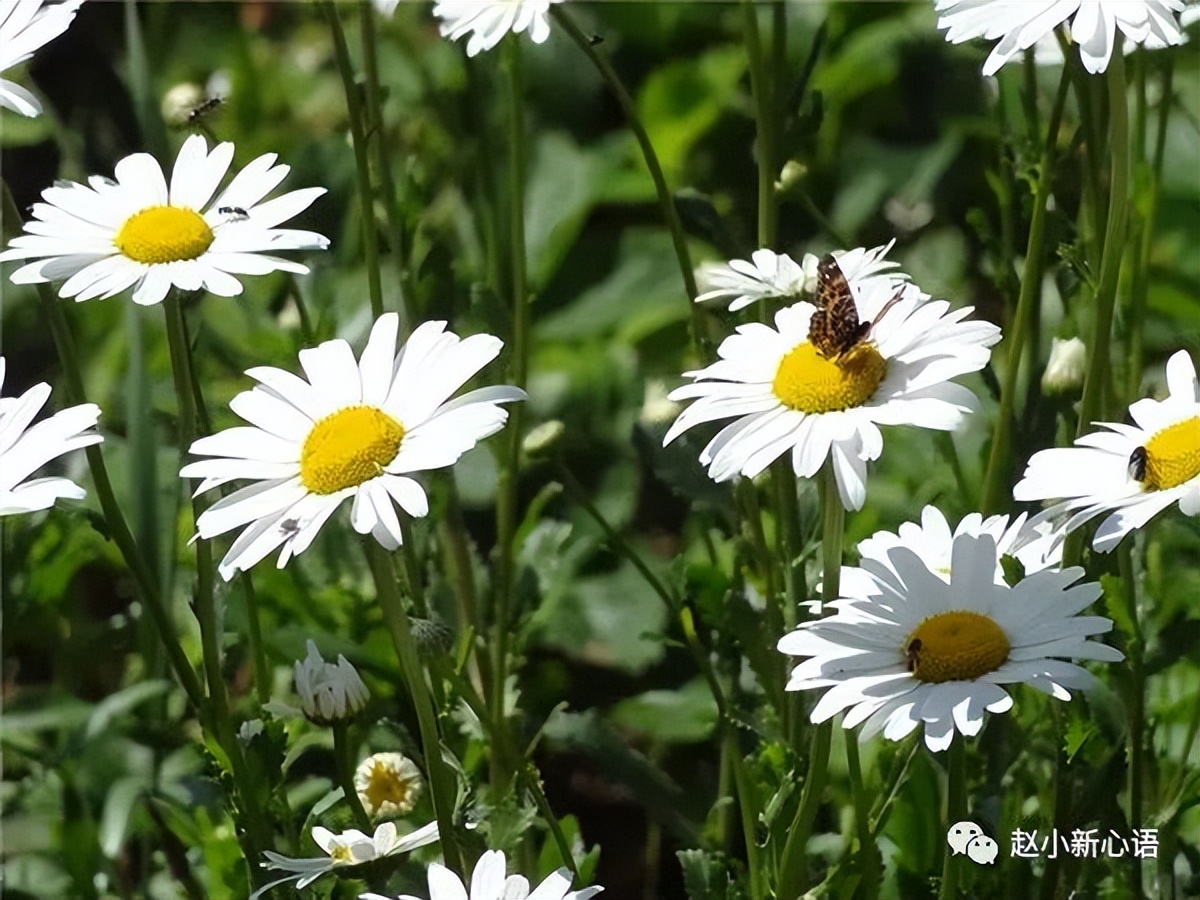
[252,820,438,900]
[695,250,812,312]
[0,0,84,117]
[663,243,1001,510]
[355,752,423,819]
[433,0,563,57]
[180,313,525,580]
[361,848,603,900]
[935,0,1186,76]
[1014,349,1200,552]
[294,639,370,725]
[0,134,328,306]
[778,530,1122,752]
[0,356,102,517]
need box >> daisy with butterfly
[666,243,1001,510]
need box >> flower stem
[31,280,205,711]
[725,727,765,899]
[742,0,776,248]
[551,5,705,346]
[491,37,530,794]
[939,738,967,900]
[980,65,1070,515]
[1078,48,1131,432]
[364,540,464,877]
[332,721,373,832]
[1118,544,1146,900]
[777,465,842,896]
[846,735,880,900]
[323,0,384,320]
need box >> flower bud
[523,420,565,458]
[354,752,424,819]
[293,640,369,725]
[161,83,205,127]
[1042,337,1087,396]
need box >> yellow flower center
[904,610,1010,684]
[114,205,215,264]
[328,842,355,865]
[772,342,886,413]
[362,760,417,814]
[300,405,405,495]
[1142,417,1200,491]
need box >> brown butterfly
[808,254,902,361]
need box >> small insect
[218,206,249,221]
[186,96,224,125]
[808,255,902,361]
[279,517,301,538]
[905,638,922,674]
[589,33,605,46]
[1127,446,1148,482]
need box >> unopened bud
[294,640,369,725]
[161,83,205,127]
[1042,337,1087,396]
[523,420,565,458]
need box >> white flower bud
[1042,337,1087,396]
[161,83,205,127]
[293,640,369,725]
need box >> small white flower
[1041,336,1088,396]
[354,752,423,819]
[778,529,1122,752]
[0,0,84,117]
[180,314,525,580]
[695,250,811,312]
[361,848,603,900]
[1014,349,1200,552]
[0,134,328,307]
[935,0,1186,76]
[664,243,1000,510]
[0,356,102,517]
[294,640,369,725]
[433,0,563,57]
[252,821,439,899]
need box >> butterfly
[808,254,902,361]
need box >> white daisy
[294,639,370,725]
[935,0,1186,76]
[1014,349,1200,552]
[663,244,1001,510]
[695,249,812,312]
[778,530,1122,752]
[0,0,84,117]
[0,134,329,307]
[0,356,102,517]
[355,752,423,819]
[180,313,525,580]
[433,0,563,57]
[252,820,439,900]
[361,848,603,900]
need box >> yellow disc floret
[772,341,887,414]
[300,405,405,495]
[114,205,215,264]
[904,610,1010,683]
[1143,416,1200,491]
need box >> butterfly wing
[809,255,862,358]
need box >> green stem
[1078,49,1130,431]
[725,728,764,899]
[1126,63,1173,401]
[323,0,384,319]
[1118,545,1145,900]
[980,66,1070,515]
[364,540,464,876]
[333,721,372,831]
[491,37,530,793]
[777,465,842,895]
[1038,707,1071,900]
[360,0,417,331]
[122,0,168,161]
[742,0,776,247]
[939,738,967,900]
[551,6,704,346]
[31,278,204,710]
[520,766,584,882]
[242,576,271,706]
[846,735,879,900]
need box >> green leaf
[611,677,718,745]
